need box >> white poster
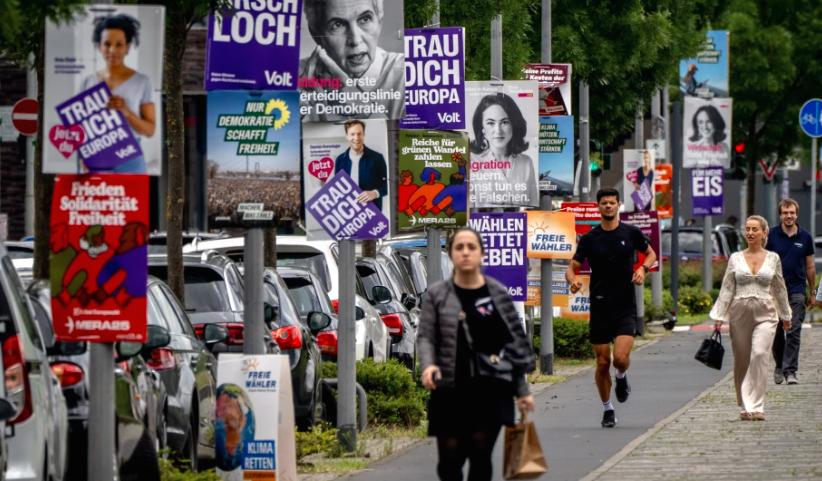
[216,354,297,481]
[302,120,391,240]
[623,149,656,213]
[683,97,733,169]
[465,81,540,208]
[44,5,165,175]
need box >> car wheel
[121,431,160,481]
[367,342,374,359]
[178,414,199,473]
[321,381,337,428]
[156,411,169,459]
[296,398,316,432]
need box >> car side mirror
[47,341,87,357]
[264,303,278,324]
[0,397,18,422]
[372,286,392,305]
[356,307,365,320]
[307,311,332,334]
[203,324,229,345]
[145,325,171,351]
[115,341,143,362]
[401,293,418,310]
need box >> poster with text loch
[207,91,301,228]
[44,5,165,174]
[50,174,148,343]
[680,31,729,99]
[469,213,527,301]
[400,27,464,130]
[466,81,539,208]
[205,0,302,90]
[398,130,468,231]
[538,116,574,195]
[303,120,390,240]
[683,97,732,168]
[623,149,656,213]
[216,355,281,481]
[299,0,405,121]
[523,64,572,116]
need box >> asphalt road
[341,329,733,481]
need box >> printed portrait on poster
[623,149,656,213]
[683,97,732,168]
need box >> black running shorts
[589,314,637,345]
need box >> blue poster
[680,31,729,99]
[538,116,574,196]
[469,212,527,301]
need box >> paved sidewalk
[591,326,822,480]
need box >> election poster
[302,119,391,240]
[523,64,572,116]
[207,91,301,228]
[44,5,165,175]
[400,27,465,130]
[299,0,405,121]
[398,130,468,231]
[680,31,729,99]
[469,213,527,301]
[525,262,570,308]
[623,149,656,212]
[619,211,660,272]
[560,275,590,321]
[526,211,576,260]
[538,116,574,195]
[205,1,301,90]
[50,174,148,343]
[466,81,540,208]
[655,163,673,220]
[683,97,733,168]
[562,202,600,275]
[216,354,298,481]
[306,171,390,240]
[691,167,724,217]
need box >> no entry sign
[12,98,38,136]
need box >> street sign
[238,203,265,213]
[243,210,274,221]
[11,98,38,136]
[800,99,822,138]
[760,158,777,180]
[646,139,666,160]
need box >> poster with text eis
[400,27,465,130]
[538,116,574,195]
[207,91,301,228]
[466,81,540,209]
[299,0,405,121]
[206,1,301,90]
[44,5,165,175]
[398,130,468,231]
[50,174,148,343]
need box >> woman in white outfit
[710,215,791,421]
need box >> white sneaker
[786,374,798,385]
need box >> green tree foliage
[719,0,822,216]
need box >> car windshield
[283,277,321,314]
[722,229,746,252]
[357,263,390,303]
[277,253,331,292]
[148,265,231,312]
[661,232,719,255]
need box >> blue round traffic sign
[800,99,822,138]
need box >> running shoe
[601,410,617,428]
[786,374,798,385]
[774,368,784,385]
[615,375,631,403]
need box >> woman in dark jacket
[418,227,536,481]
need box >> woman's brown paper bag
[503,412,547,479]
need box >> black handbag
[695,329,725,370]
[459,311,514,382]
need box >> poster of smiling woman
[465,81,540,208]
[298,0,405,121]
[683,96,733,168]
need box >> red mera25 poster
[50,174,149,342]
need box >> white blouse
[709,251,791,321]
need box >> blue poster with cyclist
[680,31,729,99]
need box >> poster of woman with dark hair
[683,97,733,168]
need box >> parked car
[144,276,225,471]
[0,395,17,481]
[148,231,228,254]
[387,246,452,298]
[258,268,330,429]
[661,227,730,261]
[147,252,280,355]
[3,242,33,260]
[26,279,167,480]
[355,258,416,375]
[375,251,422,322]
[715,224,746,253]
[0,247,69,481]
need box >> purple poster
[691,167,724,217]
[205,2,301,90]
[400,27,465,130]
[306,171,389,240]
[469,212,527,301]
[631,179,653,211]
[55,82,143,172]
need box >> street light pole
[538,0,554,375]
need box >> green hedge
[662,259,727,290]
[678,285,714,316]
[534,317,594,359]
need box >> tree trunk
[362,240,377,258]
[264,227,277,267]
[33,41,53,280]
[165,6,188,303]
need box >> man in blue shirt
[767,198,816,385]
[334,120,388,211]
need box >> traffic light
[725,143,747,180]
[591,161,602,178]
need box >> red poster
[655,164,673,219]
[562,202,600,275]
[50,174,149,342]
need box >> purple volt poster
[469,212,527,301]
[306,171,390,240]
[691,167,724,217]
[55,82,143,172]
[205,2,301,90]
[400,27,465,130]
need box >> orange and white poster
[560,275,590,321]
[526,211,576,260]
